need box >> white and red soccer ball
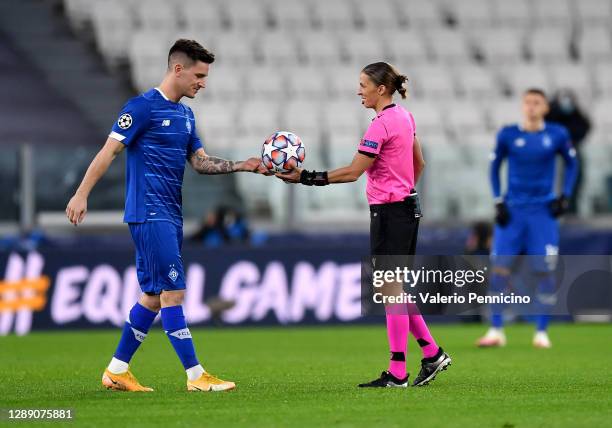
[261,131,306,173]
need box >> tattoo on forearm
[191,153,236,174]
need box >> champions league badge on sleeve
[118,114,133,130]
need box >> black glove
[549,196,568,218]
[300,170,329,186]
[495,201,510,226]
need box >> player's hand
[549,196,568,218]
[275,166,303,183]
[257,162,274,176]
[258,165,273,175]
[66,193,87,226]
[240,157,265,173]
[495,201,510,226]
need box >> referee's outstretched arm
[276,135,425,187]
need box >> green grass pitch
[1,324,611,427]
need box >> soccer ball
[261,131,306,173]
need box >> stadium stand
[55,0,612,222]
[386,30,431,64]
[353,0,398,29]
[575,0,612,26]
[441,0,495,28]
[493,0,533,28]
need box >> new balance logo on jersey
[162,120,171,126]
[514,138,525,147]
[168,268,179,282]
[186,119,192,133]
[543,135,552,147]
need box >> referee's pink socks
[408,313,439,359]
[385,304,409,379]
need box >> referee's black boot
[412,347,452,386]
[358,371,408,388]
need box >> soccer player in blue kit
[66,40,265,392]
[477,88,578,349]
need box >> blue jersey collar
[518,122,546,133]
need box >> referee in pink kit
[278,62,451,387]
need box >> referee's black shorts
[369,193,421,258]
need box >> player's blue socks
[490,273,510,328]
[535,274,557,332]
[161,305,199,370]
[113,302,158,363]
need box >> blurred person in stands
[66,39,267,393]
[546,89,591,214]
[277,62,452,388]
[190,209,228,247]
[190,206,250,247]
[479,88,578,349]
[221,207,250,243]
[465,221,492,256]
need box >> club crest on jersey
[543,135,552,147]
[514,138,525,147]
[168,267,179,282]
[186,119,192,133]
[118,114,132,130]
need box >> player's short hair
[168,39,215,69]
[524,88,547,99]
[361,62,409,99]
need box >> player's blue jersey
[109,88,203,226]
[490,122,578,205]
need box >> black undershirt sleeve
[358,150,376,158]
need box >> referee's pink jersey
[358,104,417,205]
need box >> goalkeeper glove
[495,201,510,226]
[549,196,568,218]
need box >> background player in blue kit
[65,39,265,392]
[477,88,578,349]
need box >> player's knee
[139,294,161,312]
[160,290,185,307]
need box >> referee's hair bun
[361,62,409,99]
[395,74,408,99]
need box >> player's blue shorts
[492,202,559,272]
[129,221,186,295]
